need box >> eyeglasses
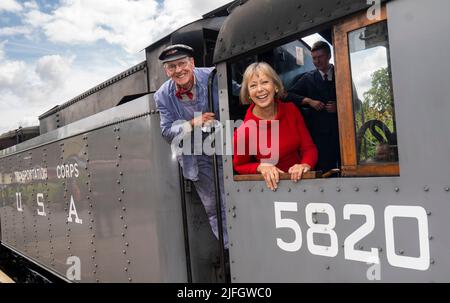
[164,60,190,72]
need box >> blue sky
[0,0,230,133]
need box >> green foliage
[355,67,396,162]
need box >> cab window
[229,4,399,180]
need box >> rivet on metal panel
[394,187,399,192]
[118,198,122,202]
[336,187,341,192]
[116,163,120,167]
[121,189,125,194]
[237,189,240,192]
[118,154,122,158]
[248,188,251,192]
[430,259,435,265]
[373,186,379,192]
[124,267,128,272]
[424,186,430,192]
[326,266,330,270]
[120,216,124,220]
[226,193,229,196]
[303,189,307,192]
[233,277,236,281]
[445,187,450,192]
[427,211,431,216]
[399,250,404,255]
[429,236,433,240]
[117,180,120,184]
[127,260,131,264]
[122,207,126,211]
[115,145,118,149]
[120,172,124,176]
[288,188,291,192]
[117,136,120,140]
[123,250,127,254]
[320,188,324,192]
[128,278,132,282]
[125,242,129,247]
[124,224,128,229]
[354,187,359,192]
[230,243,233,247]
[379,247,383,252]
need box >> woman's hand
[257,163,284,191]
[288,163,311,183]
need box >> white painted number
[384,205,430,271]
[343,204,379,264]
[305,203,338,257]
[273,202,430,272]
[274,202,302,252]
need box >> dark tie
[176,87,194,100]
[323,74,328,81]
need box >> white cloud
[0,26,32,36]
[350,47,388,100]
[0,0,22,12]
[0,0,232,134]
[23,1,39,10]
[23,0,230,53]
[35,54,74,86]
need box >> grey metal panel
[39,62,148,133]
[213,0,389,63]
[87,126,128,282]
[0,94,152,158]
[387,0,450,182]
[29,147,52,266]
[61,135,96,282]
[216,0,450,282]
[44,141,72,276]
[114,114,187,282]
[146,40,171,92]
[1,100,188,282]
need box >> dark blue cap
[159,44,194,63]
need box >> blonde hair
[239,62,285,105]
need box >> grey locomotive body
[1,0,450,282]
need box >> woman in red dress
[233,62,318,191]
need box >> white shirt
[319,64,334,81]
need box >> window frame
[333,5,399,177]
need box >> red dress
[233,99,318,174]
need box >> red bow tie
[175,87,193,100]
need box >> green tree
[363,67,393,117]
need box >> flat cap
[159,44,194,63]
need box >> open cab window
[334,5,399,176]
[230,4,399,181]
